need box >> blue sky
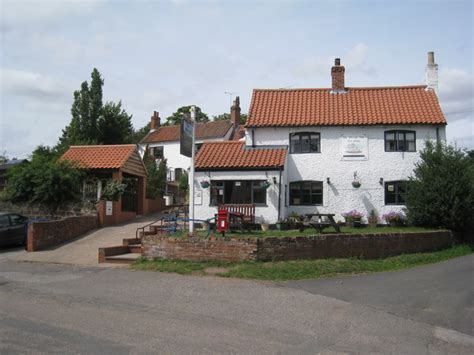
[1,0,473,158]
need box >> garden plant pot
[261,223,270,232]
[276,222,289,231]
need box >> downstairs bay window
[210,180,267,206]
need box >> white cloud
[1,0,104,31]
[1,69,71,99]
[438,68,474,115]
[293,43,376,79]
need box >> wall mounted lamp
[379,178,384,185]
[272,177,277,184]
[326,177,331,185]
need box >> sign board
[105,201,113,216]
[180,115,194,158]
[194,189,202,205]
[340,135,368,160]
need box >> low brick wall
[142,231,452,262]
[142,236,258,262]
[27,215,99,252]
[256,231,453,261]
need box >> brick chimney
[150,111,160,132]
[331,58,346,92]
[425,51,438,92]
[231,96,241,129]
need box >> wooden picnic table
[299,213,341,233]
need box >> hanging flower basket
[261,181,271,190]
[352,181,361,188]
[200,180,210,189]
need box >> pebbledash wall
[230,124,444,224]
[138,136,232,181]
[194,169,283,224]
[142,230,453,262]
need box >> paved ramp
[9,213,163,267]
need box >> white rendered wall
[243,125,446,223]
[194,170,285,224]
[138,132,232,179]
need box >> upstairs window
[289,181,323,205]
[385,131,416,152]
[152,146,164,159]
[290,132,321,154]
[385,181,408,205]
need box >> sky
[1,0,473,158]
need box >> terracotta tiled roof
[141,120,233,143]
[60,145,137,169]
[195,141,287,170]
[247,86,446,127]
[230,125,246,140]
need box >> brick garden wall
[256,231,453,261]
[27,215,99,252]
[142,236,258,262]
[142,231,452,262]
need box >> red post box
[217,209,229,235]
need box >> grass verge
[131,244,473,281]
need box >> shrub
[382,211,407,226]
[100,180,127,201]
[406,141,474,237]
[342,210,364,222]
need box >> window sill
[289,152,321,155]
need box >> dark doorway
[122,178,138,212]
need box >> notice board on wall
[340,135,368,160]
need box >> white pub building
[193,53,447,224]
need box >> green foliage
[129,122,151,143]
[164,106,209,126]
[178,170,188,193]
[212,112,248,125]
[406,141,474,235]
[97,101,133,144]
[100,180,127,201]
[143,148,167,198]
[4,148,84,212]
[57,68,134,152]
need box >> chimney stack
[150,111,160,132]
[231,96,241,129]
[425,51,438,92]
[331,58,346,92]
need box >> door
[0,214,12,247]
[121,178,138,213]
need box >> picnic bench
[299,213,341,233]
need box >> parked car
[0,212,29,248]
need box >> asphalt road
[283,254,474,336]
[0,257,473,354]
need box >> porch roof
[195,141,287,171]
[60,144,147,177]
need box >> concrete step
[104,253,141,264]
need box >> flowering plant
[342,210,364,222]
[382,211,406,225]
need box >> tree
[164,106,209,126]
[97,101,133,144]
[406,141,474,238]
[142,147,167,198]
[129,122,151,143]
[57,68,133,151]
[212,113,248,125]
[4,147,84,212]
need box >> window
[175,168,183,181]
[290,132,321,154]
[10,214,27,226]
[289,181,323,205]
[152,146,164,159]
[385,181,408,205]
[0,215,10,228]
[385,131,416,152]
[210,180,267,205]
